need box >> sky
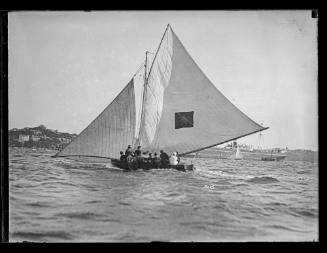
[8,11,318,151]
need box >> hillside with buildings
[9,125,77,150]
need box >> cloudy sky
[8,11,318,150]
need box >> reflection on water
[9,147,318,242]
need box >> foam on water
[9,148,318,242]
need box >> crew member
[134,146,142,157]
[160,150,169,168]
[146,153,153,169]
[125,145,133,156]
[119,151,127,170]
[127,152,136,170]
[169,152,178,165]
[153,153,161,169]
[135,146,143,168]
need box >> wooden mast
[136,51,149,146]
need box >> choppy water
[9,147,318,242]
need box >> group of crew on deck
[119,145,180,170]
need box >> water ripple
[246,176,280,184]
[9,148,318,242]
[11,231,75,241]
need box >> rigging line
[128,59,146,145]
[132,60,146,78]
[136,72,145,140]
[136,51,149,146]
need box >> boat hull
[261,156,286,161]
[110,159,194,172]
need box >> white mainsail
[56,79,136,159]
[56,24,267,160]
[138,25,267,155]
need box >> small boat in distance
[261,156,286,161]
[261,151,287,161]
[53,24,268,170]
[234,146,243,160]
[229,145,243,160]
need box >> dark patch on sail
[175,111,194,129]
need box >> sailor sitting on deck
[125,145,133,156]
[142,152,152,169]
[141,151,150,166]
[119,151,127,169]
[160,150,170,168]
[134,146,142,157]
[126,151,137,170]
[135,146,143,169]
[153,153,161,168]
[146,153,153,168]
[169,152,179,166]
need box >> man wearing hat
[125,145,133,157]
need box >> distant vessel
[54,24,268,170]
[261,156,286,161]
[261,150,286,161]
[212,129,287,161]
[230,145,243,160]
[235,146,243,160]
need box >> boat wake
[246,176,279,184]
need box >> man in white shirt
[169,152,178,165]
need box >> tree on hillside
[37,125,47,130]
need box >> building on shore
[31,129,42,135]
[18,134,30,142]
[58,137,71,143]
[31,135,41,142]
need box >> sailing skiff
[54,24,268,171]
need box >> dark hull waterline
[110,159,194,172]
[261,156,286,161]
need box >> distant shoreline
[9,125,318,163]
[9,146,318,164]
